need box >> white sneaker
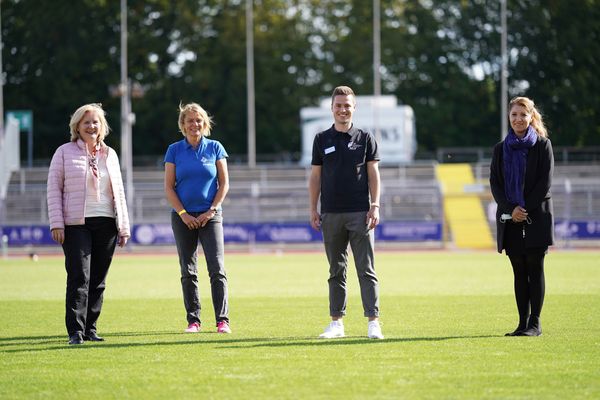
[319,320,345,339]
[368,320,384,339]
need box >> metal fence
[437,146,600,164]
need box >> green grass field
[1,250,599,399]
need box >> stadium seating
[3,163,599,236]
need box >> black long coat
[489,136,554,253]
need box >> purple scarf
[503,126,537,207]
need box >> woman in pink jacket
[47,103,130,345]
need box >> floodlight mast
[246,0,256,168]
[0,2,4,136]
[373,0,382,143]
[500,0,508,140]
[120,0,134,217]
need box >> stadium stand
[3,161,599,248]
[436,163,494,249]
[3,163,441,225]
[475,162,600,220]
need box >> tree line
[2,0,599,164]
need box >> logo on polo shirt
[347,142,362,150]
[200,156,214,165]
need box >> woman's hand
[51,228,64,244]
[197,209,217,227]
[181,212,199,230]
[511,206,528,222]
[118,235,128,247]
[182,209,216,229]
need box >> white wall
[300,96,416,165]
[0,117,20,199]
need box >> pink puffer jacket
[47,139,130,238]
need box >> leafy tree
[2,0,599,164]
[506,0,600,146]
[380,1,501,150]
[2,0,120,160]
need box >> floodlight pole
[500,0,508,140]
[0,1,4,136]
[120,0,134,215]
[246,0,256,168]
[0,1,5,240]
[373,0,382,143]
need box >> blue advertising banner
[132,224,176,245]
[2,222,443,246]
[0,226,52,246]
[378,221,442,242]
[254,223,321,243]
[5,220,599,246]
[555,220,600,240]
[131,223,321,245]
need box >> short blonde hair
[69,103,110,143]
[178,102,213,137]
[509,96,548,138]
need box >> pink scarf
[88,144,102,201]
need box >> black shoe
[68,332,84,345]
[515,316,542,336]
[83,332,105,342]
[516,325,542,336]
[516,328,542,336]
[505,316,529,336]
[504,329,525,336]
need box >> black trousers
[62,217,118,336]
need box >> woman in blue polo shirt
[164,102,231,334]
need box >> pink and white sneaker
[185,322,201,333]
[216,321,231,334]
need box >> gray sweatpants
[321,211,380,318]
[171,211,229,325]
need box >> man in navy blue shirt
[309,86,384,339]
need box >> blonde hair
[509,96,548,138]
[331,86,355,105]
[69,103,110,143]
[178,102,213,137]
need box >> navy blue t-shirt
[164,138,228,212]
[311,124,379,213]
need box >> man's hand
[366,205,380,230]
[310,210,321,231]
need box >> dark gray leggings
[171,211,229,325]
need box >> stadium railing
[437,146,600,164]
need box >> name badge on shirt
[324,146,336,155]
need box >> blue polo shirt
[164,138,228,212]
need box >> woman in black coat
[490,96,554,337]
